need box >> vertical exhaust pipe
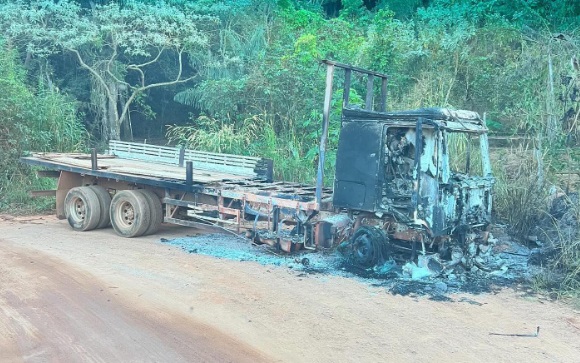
[315,62,335,207]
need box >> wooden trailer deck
[27,152,250,184]
[23,140,274,185]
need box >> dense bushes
[0,0,577,213]
[0,44,85,212]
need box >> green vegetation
[0,1,579,293]
[0,43,86,212]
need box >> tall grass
[489,146,580,298]
[0,171,57,214]
[491,146,547,235]
[167,115,262,155]
[544,194,580,295]
[167,113,322,183]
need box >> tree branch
[117,47,197,127]
[104,46,130,87]
[69,48,114,102]
[130,47,165,69]
[127,47,166,88]
[106,68,130,87]
[127,65,145,88]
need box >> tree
[0,0,213,141]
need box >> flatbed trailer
[22,61,495,268]
[22,140,335,252]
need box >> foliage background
[0,0,578,215]
[0,42,85,212]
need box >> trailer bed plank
[31,153,250,183]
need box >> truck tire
[110,190,151,238]
[87,185,112,229]
[136,189,163,236]
[64,186,102,231]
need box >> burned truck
[22,60,494,270]
[330,107,494,269]
[311,61,495,270]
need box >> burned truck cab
[333,108,494,266]
[316,61,494,268]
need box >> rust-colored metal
[55,171,83,219]
[314,214,352,248]
[391,229,424,243]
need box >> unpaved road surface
[1,215,579,363]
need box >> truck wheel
[349,226,389,268]
[87,185,112,229]
[64,186,102,231]
[136,189,163,236]
[110,190,151,238]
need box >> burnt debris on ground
[161,224,537,301]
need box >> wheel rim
[67,196,86,223]
[117,201,136,228]
[347,227,389,268]
[353,233,374,266]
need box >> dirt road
[1,215,579,362]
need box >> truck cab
[334,107,493,232]
[333,108,494,267]
[316,61,494,268]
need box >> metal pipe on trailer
[315,62,335,207]
[91,148,98,170]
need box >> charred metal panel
[431,206,446,236]
[420,129,438,176]
[441,185,459,228]
[456,177,494,225]
[479,133,492,177]
[418,172,439,227]
[334,121,384,211]
[342,107,486,133]
[440,131,450,183]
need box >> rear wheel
[87,185,111,229]
[64,186,101,231]
[110,190,151,238]
[136,189,163,235]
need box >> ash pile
[338,225,534,296]
[379,227,530,281]
[162,225,536,298]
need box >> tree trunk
[99,95,109,142]
[107,81,120,141]
[122,113,133,141]
[119,85,133,141]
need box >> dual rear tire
[88,185,111,229]
[110,190,151,237]
[64,186,102,231]
[136,189,163,236]
[64,187,162,237]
